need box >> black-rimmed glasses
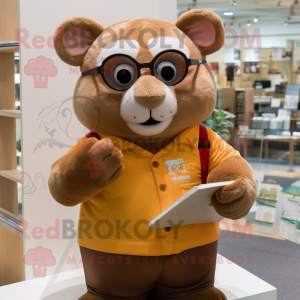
[81,49,207,91]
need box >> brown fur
[208,156,256,219]
[134,75,166,109]
[71,17,214,144]
[54,17,103,66]
[175,10,225,56]
[49,138,124,206]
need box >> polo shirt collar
[99,125,199,154]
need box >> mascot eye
[156,61,176,82]
[114,64,135,86]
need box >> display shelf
[0,46,19,53]
[0,41,19,53]
[0,0,24,286]
[0,169,22,184]
[0,208,23,236]
[0,109,21,118]
[235,88,254,128]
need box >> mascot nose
[134,75,166,110]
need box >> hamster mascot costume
[49,9,256,300]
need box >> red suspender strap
[86,131,101,140]
[198,124,210,184]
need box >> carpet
[218,230,300,300]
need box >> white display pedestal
[0,255,276,300]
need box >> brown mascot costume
[49,9,256,300]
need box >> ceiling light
[232,0,237,6]
[224,12,234,16]
[254,17,258,22]
[247,21,251,27]
[284,21,288,25]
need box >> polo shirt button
[159,184,167,191]
[152,161,159,168]
[164,227,171,232]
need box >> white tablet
[148,181,234,229]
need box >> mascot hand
[210,175,256,220]
[81,137,124,185]
[49,137,124,206]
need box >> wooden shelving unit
[0,110,21,118]
[235,88,254,128]
[0,170,22,184]
[0,46,19,53]
[0,0,24,287]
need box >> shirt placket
[151,155,174,255]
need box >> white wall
[20,0,177,280]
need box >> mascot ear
[54,17,103,66]
[175,9,225,56]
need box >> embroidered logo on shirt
[165,158,191,182]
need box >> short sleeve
[206,127,240,173]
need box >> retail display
[279,186,300,244]
[48,10,256,300]
[284,85,300,110]
[251,110,291,136]
[254,181,285,235]
[235,88,254,128]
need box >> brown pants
[80,241,218,300]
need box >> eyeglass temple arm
[82,66,101,76]
[188,59,207,66]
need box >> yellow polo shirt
[66,125,240,256]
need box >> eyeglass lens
[102,51,187,90]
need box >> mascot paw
[179,287,227,300]
[210,175,256,220]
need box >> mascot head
[54,10,224,142]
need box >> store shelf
[0,46,19,53]
[0,110,21,118]
[0,169,22,184]
[0,41,19,53]
[0,208,23,236]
